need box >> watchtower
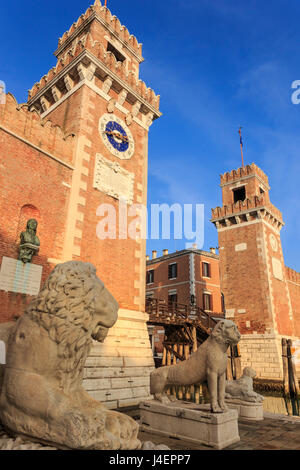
[211,163,295,379]
[26,0,161,407]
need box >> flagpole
[238,127,244,168]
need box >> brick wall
[219,222,273,335]
[0,96,74,322]
[44,82,148,312]
[286,267,300,337]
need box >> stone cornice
[54,10,144,64]
[147,249,219,266]
[27,49,161,120]
[38,78,151,132]
[211,205,285,232]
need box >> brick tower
[25,1,161,407]
[211,163,296,380]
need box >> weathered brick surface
[0,107,73,321]
[286,267,300,337]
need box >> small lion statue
[150,319,241,413]
[225,367,264,403]
[0,261,141,450]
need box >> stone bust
[18,219,40,264]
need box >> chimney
[210,247,216,254]
[163,249,168,256]
[193,243,197,250]
[146,254,150,261]
[152,250,157,259]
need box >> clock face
[99,114,134,160]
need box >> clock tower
[27,0,161,407]
[211,163,296,380]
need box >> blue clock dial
[99,114,134,160]
[105,121,129,153]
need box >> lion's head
[211,319,241,346]
[24,261,118,384]
[242,367,256,379]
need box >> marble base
[140,400,240,450]
[226,398,264,421]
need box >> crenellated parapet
[56,1,143,62]
[211,193,284,231]
[285,267,300,285]
[220,163,270,189]
[0,93,75,166]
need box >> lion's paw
[154,393,172,404]
[218,402,229,412]
[168,396,178,403]
[105,410,140,450]
[211,404,223,414]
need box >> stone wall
[239,334,283,380]
[83,310,154,408]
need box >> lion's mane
[24,261,105,387]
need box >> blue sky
[1,0,300,271]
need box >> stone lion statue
[225,367,264,403]
[150,319,241,413]
[0,261,141,450]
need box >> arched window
[16,205,40,242]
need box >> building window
[168,263,177,279]
[203,293,212,311]
[233,186,246,203]
[107,42,126,62]
[168,293,177,304]
[202,262,211,278]
[146,270,154,284]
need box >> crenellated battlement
[28,31,160,110]
[0,93,75,165]
[56,1,142,60]
[285,266,300,285]
[211,193,284,231]
[212,195,266,220]
[220,163,269,188]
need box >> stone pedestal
[140,400,240,450]
[84,309,155,409]
[226,398,264,421]
[0,256,42,295]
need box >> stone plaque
[272,257,283,281]
[235,243,247,252]
[0,256,43,295]
[226,309,235,318]
[93,154,135,205]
